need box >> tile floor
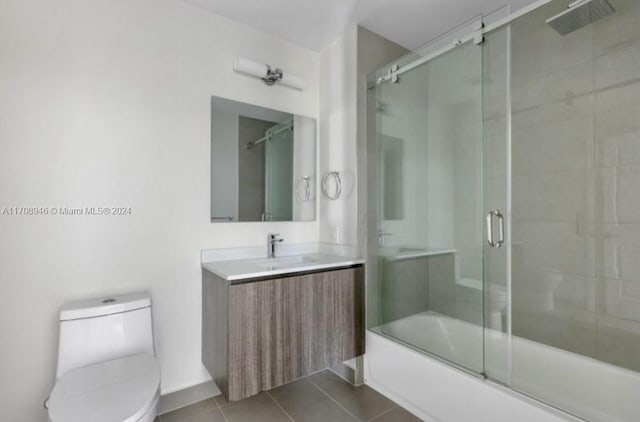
[159,370,422,422]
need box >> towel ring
[321,171,342,200]
[295,176,311,202]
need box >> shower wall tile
[455,220,482,278]
[593,82,640,240]
[380,256,431,323]
[511,266,598,356]
[512,222,591,277]
[607,226,640,283]
[602,278,640,321]
[511,2,593,89]
[484,115,507,181]
[512,170,588,223]
[594,38,640,90]
[581,222,619,280]
[514,220,640,288]
[597,276,640,371]
[512,306,598,360]
[611,222,640,248]
[594,87,640,143]
[512,92,593,132]
[590,165,640,224]
[616,165,640,222]
[483,173,506,213]
[512,60,593,112]
[594,132,640,168]
[596,327,640,373]
[594,76,640,114]
[588,167,618,223]
[512,115,593,176]
[425,253,484,325]
[511,264,596,316]
[553,274,597,314]
[593,0,640,57]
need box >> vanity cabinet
[202,266,364,401]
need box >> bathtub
[365,312,640,422]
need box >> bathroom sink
[201,251,364,282]
[253,256,317,269]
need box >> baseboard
[158,381,220,415]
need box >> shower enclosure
[367,1,640,421]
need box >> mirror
[210,96,316,222]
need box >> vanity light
[233,57,306,91]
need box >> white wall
[292,115,317,221]
[0,1,319,421]
[318,26,358,245]
[318,26,408,247]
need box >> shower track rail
[376,0,555,85]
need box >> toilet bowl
[48,293,160,422]
[48,354,160,422]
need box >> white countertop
[202,252,364,282]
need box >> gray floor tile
[370,406,422,422]
[221,392,292,422]
[307,371,396,421]
[214,394,229,408]
[268,378,357,422]
[181,407,226,422]
[161,398,218,422]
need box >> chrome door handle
[486,209,504,248]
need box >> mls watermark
[2,206,132,216]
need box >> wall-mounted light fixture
[233,57,306,91]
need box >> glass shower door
[506,1,640,420]
[369,37,488,374]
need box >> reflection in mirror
[210,97,316,222]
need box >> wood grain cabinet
[202,266,364,401]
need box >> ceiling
[181,0,541,51]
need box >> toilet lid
[49,353,160,422]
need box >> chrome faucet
[267,233,284,258]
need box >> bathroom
[1,0,639,421]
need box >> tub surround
[379,246,457,262]
[368,311,640,421]
[365,328,577,422]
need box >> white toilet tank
[55,292,155,379]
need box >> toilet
[48,292,160,422]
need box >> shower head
[546,0,615,35]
